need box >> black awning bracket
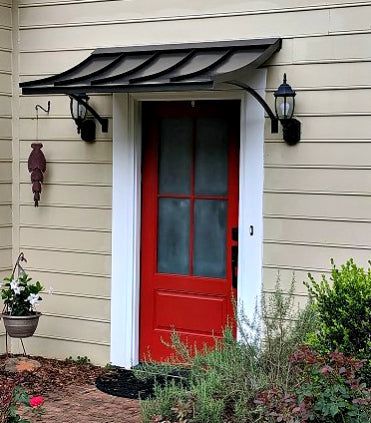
[228,75,302,145]
[227,81,279,133]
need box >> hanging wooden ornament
[28,143,46,207]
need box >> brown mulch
[0,354,105,396]
[0,355,142,422]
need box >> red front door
[140,101,240,361]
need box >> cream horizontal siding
[265,193,371,221]
[0,30,11,51]
[16,3,371,52]
[0,1,11,348]
[18,12,331,51]
[20,227,111,253]
[12,337,109,364]
[16,0,371,26]
[13,0,371,363]
[16,0,371,8]
[20,205,111,230]
[22,271,110,297]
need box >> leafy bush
[305,259,371,384]
[140,277,318,423]
[256,346,371,423]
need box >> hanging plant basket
[1,252,45,341]
[2,313,41,338]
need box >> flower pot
[1,313,41,338]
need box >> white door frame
[111,70,266,368]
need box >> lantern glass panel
[275,96,294,120]
[71,98,87,121]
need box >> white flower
[47,286,54,295]
[27,293,40,307]
[10,280,23,295]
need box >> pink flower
[29,395,44,408]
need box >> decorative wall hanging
[28,143,46,207]
[28,102,49,206]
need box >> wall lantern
[273,73,301,145]
[228,73,301,145]
[69,94,109,142]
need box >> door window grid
[157,117,229,278]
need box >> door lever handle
[231,245,238,289]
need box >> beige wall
[8,0,371,363]
[0,0,12,350]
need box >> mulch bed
[96,368,156,400]
[1,354,188,402]
[0,354,105,397]
[96,367,190,400]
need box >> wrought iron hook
[35,101,51,114]
[11,252,27,280]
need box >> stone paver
[30,386,141,423]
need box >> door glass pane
[158,198,190,274]
[194,199,227,278]
[195,118,228,195]
[159,118,192,194]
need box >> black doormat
[96,367,189,400]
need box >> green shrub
[140,276,318,423]
[305,259,371,383]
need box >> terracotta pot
[2,313,41,338]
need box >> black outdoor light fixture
[69,94,109,142]
[273,73,301,145]
[229,73,301,145]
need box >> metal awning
[20,38,281,95]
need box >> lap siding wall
[0,0,12,351]
[2,0,370,364]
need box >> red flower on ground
[29,395,44,408]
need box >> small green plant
[104,362,115,370]
[66,355,91,365]
[305,259,371,384]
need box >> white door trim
[238,71,266,324]
[111,70,266,367]
[111,94,142,368]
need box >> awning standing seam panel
[20,38,281,95]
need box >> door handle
[231,245,238,289]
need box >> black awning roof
[20,38,281,95]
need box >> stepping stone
[4,357,41,373]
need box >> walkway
[29,386,141,423]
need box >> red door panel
[140,101,240,362]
